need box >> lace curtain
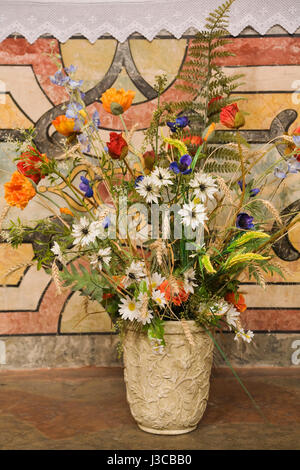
[0,0,299,43]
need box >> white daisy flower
[184,268,198,294]
[190,172,218,202]
[90,247,112,271]
[151,167,173,188]
[178,201,207,230]
[226,305,240,330]
[146,272,165,291]
[199,300,230,317]
[123,260,146,288]
[137,309,154,325]
[151,290,167,307]
[150,337,165,355]
[234,328,254,343]
[50,241,65,265]
[135,175,160,203]
[71,217,103,246]
[118,296,141,321]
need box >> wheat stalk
[150,239,167,266]
[253,264,266,289]
[258,199,283,226]
[215,176,233,203]
[0,204,9,231]
[3,261,34,283]
[140,293,149,319]
[51,261,63,296]
[168,275,180,295]
[181,319,195,346]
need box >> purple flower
[134,175,144,187]
[237,180,260,197]
[92,110,101,128]
[77,133,91,153]
[79,176,93,198]
[50,70,69,87]
[167,116,189,132]
[292,135,300,147]
[66,102,83,119]
[65,65,77,75]
[169,154,192,175]
[103,216,110,229]
[236,213,255,230]
[287,157,300,174]
[68,79,84,89]
[274,167,287,179]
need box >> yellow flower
[101,88,135,115]
[4,171,36,210]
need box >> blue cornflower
[50,70,69,87]
[236,213,255,230]
[169,154,192,175]
[79,176,93,198]
[66,102,83,119]
[237,180,260,197]
[167,116,189,132]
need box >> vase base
[138,424,197,435]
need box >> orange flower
[60,207,74,216]
[4,171,36,210]
[52,110,87,137]
[225,291,247,313]
[158,279,189,306]
[101,88,135,115]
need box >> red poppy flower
[220,103,245,129]
[17,146,48,184]
[107,132,128,160]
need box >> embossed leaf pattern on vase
[123,321,214,434]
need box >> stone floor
[0,366,299,450]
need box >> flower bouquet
[1,1,299,434]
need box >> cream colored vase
[123,321,214,435]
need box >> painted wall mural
[0,33,299,344]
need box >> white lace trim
[0,0,299,43]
